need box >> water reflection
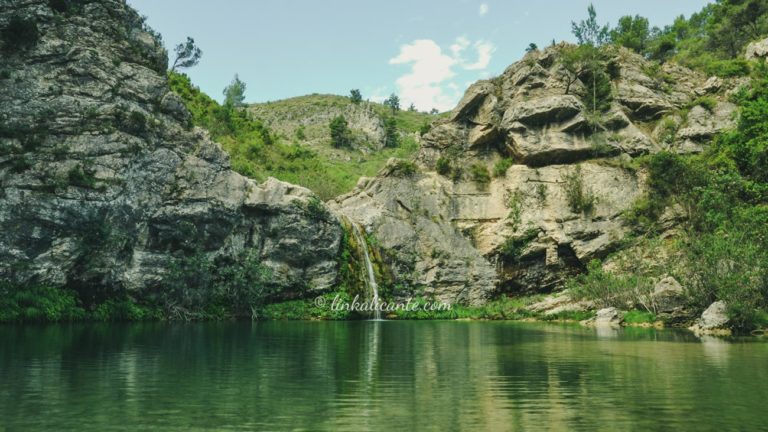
[0,322,766,431]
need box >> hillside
[249,94,437,151]
[168,75,439,200]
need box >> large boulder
[582,307,622,327]
[696,301,730,330]
[745,38,768,61]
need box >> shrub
[498,228,539,264]
[383,117,399,147]
[506,189,525,229]
[658,117,678,144]
[390,159,417,177]
[120,110,148,135]
[160,249,275,320]
[329,115,352,148]
[10,156,32,173]
[561,165,597,214]
[690,96,717,112]
[48,0,85,14]
[68,164,98,189]
[300,196,331,221]
[679,222,768,332]
[493,157,514,177]
[470,163,490,184]
[0,284,85,322]
[295,125,306,140]
[93,299,160,321]
[2,16,39,52]
[705,59,751,78]
[623,310,656,324]
[624,194,666,230]
[419,121,431,136]
[435,157,451,176]
[568,260,654,311]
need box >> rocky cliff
[0,0,341,304]
[334,44,740,305]
[0,1,746,310]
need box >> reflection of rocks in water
[699,335,731,367]
[595,325,621,339]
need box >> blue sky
[127,0,711,111]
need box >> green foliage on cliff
[1,16,39,52]
[168,72,422,200]
[608,0,767,75]
[610,66,768,331]
[561,165,597,214]
[329,115,352,148]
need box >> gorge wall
[0,0,341,305]
[0,0,745,309]
[333,44,741,305]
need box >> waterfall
[350,223,382,320]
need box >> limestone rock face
[745,38,768,61]
[336,44,738,300]
[0,1,342,298]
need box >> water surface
[1,321,766,431]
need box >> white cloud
[463,40,495,70]
[479,3,489,16]
[450,36,469,57]
[389,39,458,111]
[389,37,495,111]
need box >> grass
[623,310,657,325]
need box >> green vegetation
[689,96,718,112]
[498,228,539,265]
[470,163,490,185]
[622,310,657,325]
[493,157,514,177]
[607,0,766,76]
[592,65,768,331]
[569,260,654,310]
[223,74,247,107]
[383,93,400,114]
[561,165,597,214]
[329,115,352,148]
[383,116,399,147]
[349,89,362,104]
[169,74,427,199]
[159,249,275,320]
[610,15,650,53]
[2,16,39,52]
[389,159,417,177]
[295,196,332,221]
[67,164,98,189]
[435,157,451,175]
[0,284,85,322]
[171,36,202,71]
[391,295,543,320]
[260,292,355,320]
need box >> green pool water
[1,321,766,431]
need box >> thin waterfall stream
[350,222,382,320]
